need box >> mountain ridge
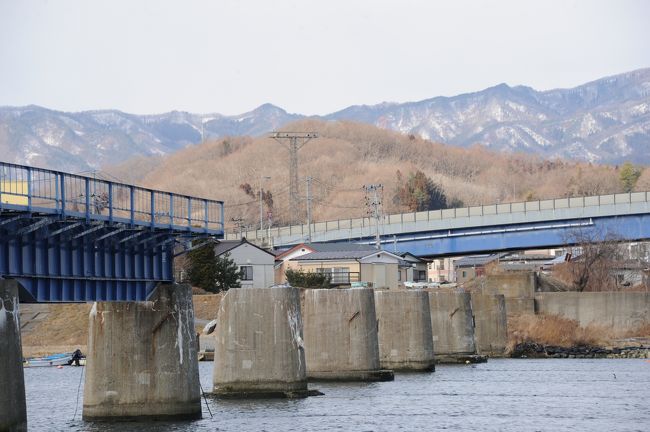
[1,67,649,172]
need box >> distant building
[397,252,428,285]
[427,257,456,283]
[454,254,503,284]
[279,243,403,289]
[214,239,276,288]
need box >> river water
[25,359,649,431]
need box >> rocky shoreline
[510,342,650,359]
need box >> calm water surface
[25,359,649,431]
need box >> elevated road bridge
[228,191,650,256]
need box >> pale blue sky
[1,0,649,115]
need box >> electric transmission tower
[270,131,318,224]
[363,184,384,249]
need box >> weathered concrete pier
[303,288,394,381]
[0,280,27,432]
[212,287,309,397]
[428,292,484,363]
[375,290,436,371]
[471,293,508,357]
[83,283,201,421]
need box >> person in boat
[68,349,83,366]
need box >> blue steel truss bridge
[0,161,224,302]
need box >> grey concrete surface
[212,287,308,397]
[0,280,27,432]
[374,290,435,371]
[83,283,201,420]
[303,288,393,381]
[472,293,508,357]
[428,292,477,362]
[535,292,650,330]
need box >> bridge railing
[0,162,224,235]
[225,190,650,241]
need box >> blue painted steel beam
[0,212,207,302]
[370,215,650,257]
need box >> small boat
[23,352,73,368]
[23,350,86,368]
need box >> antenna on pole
[269,131,318,225]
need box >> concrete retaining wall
[535,292,650,330]
[303,288,392,381]
[483,273,536,298]
[83,284,201,420]
[374,290,435,371]
[212,287,307,396]
[471,293,508,356]
[483,273,536,315]
[428,292,476,362]
[0,280,27,431]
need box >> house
[274,243,378,284]
[397,252,428,285]
[427,257,456,283]
[283,243,403,289]
[454,254,503,284]
[214,239,276,288]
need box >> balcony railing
[317,271,361,285]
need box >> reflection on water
[25,359,650,431]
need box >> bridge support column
[212,287,308,398]
[303,288,394,381]
[83,283,201,421]
[375,290,436,371]
[0,280,27,432]
[471,293,508,357]
[428,292,485,363]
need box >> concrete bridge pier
[428,292,485,363]
[303,288,394,381]
[83,283,201,421]
[375,290,436,371]
[212,287,308,398]
[0,280,27,432]
[471,293,508,357]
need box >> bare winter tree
[558,227,624,292]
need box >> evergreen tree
[186,241,218,292]
[393,170,447,212]
[619,162,642,193]
[214,252,242,292]
[186,243,242,293]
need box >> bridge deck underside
[314,214,650,257]
[385,214,650,257]
[0,211,205,302]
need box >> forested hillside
[107,120,650,233]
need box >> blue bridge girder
[239,191,650,257]
[0,162,224,302]
[364,214,650,257]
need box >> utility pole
[306,176,313,243]
[363,184,383,249]
[269,132,318,225]
[259,176,271,231]
[231,217,245,238]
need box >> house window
[462,270,467,278]
[240,266,253,281]
[398,270,402,281]
[439,260,445,270]
[417,270,426,281]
